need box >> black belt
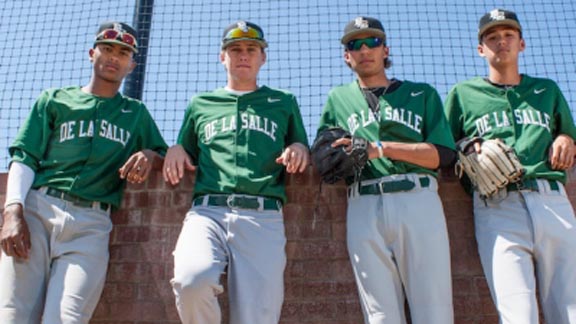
[193,195,282,211]
[359,176,431,195]
[507,179,560,192]
[44,188,110,212]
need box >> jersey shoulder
[256,86,300,108]
[395,79,438,94]
[520,74,560,90]
[118,91,147,107]
[34,86,84,108]
[327,81,358,97]
[198,88,225,97]
[259,85,295,98]
[256,86,298,103]
[449,77,490,94]
[190,88,237,102]
[41,85,81,100]
[185,90,222,108]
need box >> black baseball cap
[341,16,386,45]
[94,21,139,53]
[478,9,522,42]
[221,21,268,49]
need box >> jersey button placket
[235,99,248,188]
[506,89,520,145]
[92,101,102,147]
[78,100,103,189]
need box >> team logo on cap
[354,17,369,29]
[489,9,506,21]
[111,22,127,33]
[237,21,249,32]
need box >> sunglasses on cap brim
[346,37,384,51]
[95,29,138,51]
[223,26,264,42]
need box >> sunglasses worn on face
[224,26,264,41]
[96,29,138,48]
[346,37,384,51]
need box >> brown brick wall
[1,169,575,323]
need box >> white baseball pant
[474,179,576,324]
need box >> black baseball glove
[311,127,369,184]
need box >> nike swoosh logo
[267,97,281,103]
[411,91,424,97]
[121,109,132,113]
[534,88,546,94]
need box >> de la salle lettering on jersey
[474,109,551,136]
[203,112,278,142]
[347,106,423,134]
[59,119,131,146]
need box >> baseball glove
[455,137,525,197]
[311,127,369,184]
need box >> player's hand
[119,149,158,184]
[332,137,351,149]
[276,142,309,174]
[163,145,196,185]
[331,137,365,154]
[549,134,575,170]
[1,203,31,259]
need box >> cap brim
[341,29,386,44]
[478,20,521,40]
[221,38,268,49]
[95,39,138,53]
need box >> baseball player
[163,21,309,324]
[0,21,167,323]
[444,9,576,324]
[316,17,456,324]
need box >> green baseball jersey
[9,86,168,208]
[318,80,455,183]
[177,86,309,204]
[445,75,576,183]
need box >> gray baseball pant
[346,174,454,324]
[171,203,286,324]
[0,189,112,324]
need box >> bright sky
[1,0,575,170]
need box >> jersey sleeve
[136,103,168,155]
[9,90,54,171]
[552,84,576,140]
[285,95,309,147]
[176,98,199,162]
[422,86,456,150]
[316,89,339,136]
[444,85,465,142]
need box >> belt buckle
[399,179,416,191]
[242,196,260,210]
[96,202,110,212]
[226,195,236,208]
[515,179,525,191]
[378,182,386,194]
[226,195,261,210]
[548,180,560,192]
[379,179,415,193]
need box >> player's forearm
[372,141,440,169]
